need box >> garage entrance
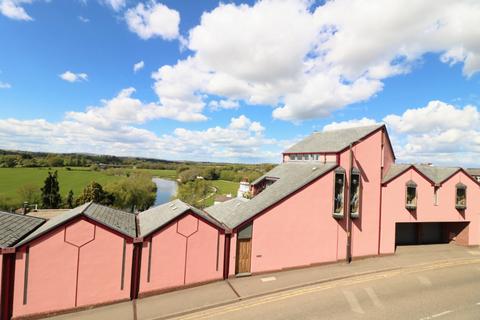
[395,222,469,246]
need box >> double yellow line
[170,258,480,320]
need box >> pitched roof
[17,202,136,246]
[0,211,45,248]
[383,164,461,185]
[137,199,226,237]
[206,162,337,229]
[466,168,480,176]
[284,124,384,154]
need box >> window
[433,186,439,206]
[405,180,417,210]
[303,154,309,160]
[350,169,361,218]
[314,154,319,160]
[333,169,345,219]
[455,183,467,210]
[290,154,296,161]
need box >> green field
[211,180,239,196]
[0,167,176,207]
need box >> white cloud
[208,99,239,111]
[133,60,145,73]
[149,0,480,122]
[0,92,279,162]
[322,101,480,166]
[125,1,180,40]
[78,15,89,23]
[102,0,125,12]
[0,0,34,21]
[323,117,379,131]
[0,81,12,89]
[59,71,88,83]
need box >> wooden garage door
[236,239,252,274]
[420,223,443,244]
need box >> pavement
[44,244,480,320]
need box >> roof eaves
[231,163,338,229]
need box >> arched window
[455,183,467,210]
[333,168,345,219]
[350,168,361,219]
[405,180,417,210]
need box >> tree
[76,181,114,206]
[41,171,62,208]
[18,183,41,205]
[66,190,74,208]
[107,174,156,212]
[177,179,212,209]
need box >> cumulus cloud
[323,117,379,131]
[0,81,11,89]
[149,0,480,122]
[133,60,145,73]
[0,0,34,21]
[321,100,480,166]
[208,99,239,111]
[0,89,280,162]
[59,71,88,83]
[125,1,180,40]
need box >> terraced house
[1,124,479,319]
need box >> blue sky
[1,0,480,165]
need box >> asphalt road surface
[171,259,480,320]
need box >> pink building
[1,124,480,319]
[6,202,137,319]
[207,124,480,276]
[1,212,45,320]
[136,199,227,296]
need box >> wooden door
[236,239,252,274]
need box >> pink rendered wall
[380,169,480,254]
[382,134,395,176]
[12,218,132,318]
[139,213,224,294]
[338,130,383,258]
[247,170,344,274]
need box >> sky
[0,0,480,166]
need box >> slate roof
[17,202,136,246]
[284,124,384,154]
[383,164,461,185]
[206,162,337,229]
[0,211,45,248]
[137,199,226,237]
[466,168,480,176]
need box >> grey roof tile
[206,162,337,228]
[0,211,45,248]
[383,164,461,184]
[17,202,136,247]
[138,199,226,237]
[284,124,384,154]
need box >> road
[171,259,480,320]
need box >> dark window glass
[456,186,466,208]
[406,186,417,207]
[350,173,360,214]
[334,173,345,214]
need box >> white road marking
[468,250,480,255]
[476,302,480,305]
[419,310,453,320]
[417,275,432,286]
[431,310,453,318]
[365,287,383,308]
[261,276,276,282]
[343,290,364,314]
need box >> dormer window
[455,183,467,210]
[350,168,361,219]
[405,180,417,210]
[333,168,345,219]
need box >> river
[152,178,178,206]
